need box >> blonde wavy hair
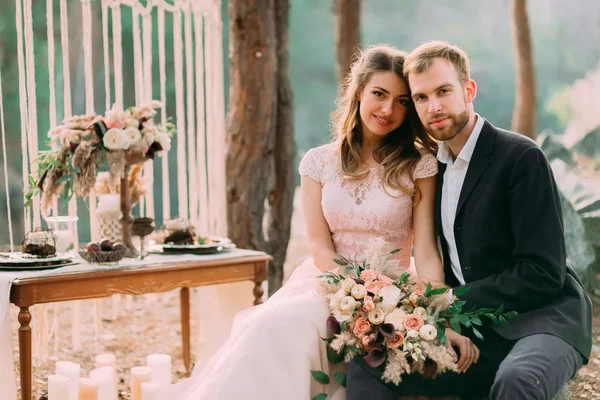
[331,44,438,195]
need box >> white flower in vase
[155,133,171,154]
[103,128,130,150]
[125,127,142,147]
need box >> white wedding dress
[154,143,437,399]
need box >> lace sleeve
[299,147,323,183]
[412,152,438,180]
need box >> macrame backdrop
[1,0,242,369]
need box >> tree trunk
[333,0,361,91]
[266,0,295,295]
[226,0,294,296]
[509,0,537,139]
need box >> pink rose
[363,297,375,312]
[409,292,419,306]
[388,331,404,349]
[361,334,374,350]
[377,274,394,285]
[104,109,127,129]
[360,269,377,282]
[403,314,424,331]
[365,280,385,295]
[352,316,372,337]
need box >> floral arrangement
[311,247,517,396]
[25,101,174,213]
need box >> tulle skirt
[154,258,346,400]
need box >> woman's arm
[413,175,446,287]
[301,176,340,272]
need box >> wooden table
[9,251,270,400]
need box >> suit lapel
[455,121,496,217]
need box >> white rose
[103,128,129,150]
[418,324,438,341]
[413,307,428,319]
[405,329,420,339]
[351,284,367,299]
[341,278,356,294]
[378,285,402,312]
[156,133,171,153]
[367,308,385,325]
[384,308,407,331]
[340,296,357,312]
[124,127,142,147]
[333,309,354,322]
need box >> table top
[11,248,271,286]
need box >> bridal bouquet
[312,248,517,394]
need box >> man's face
[408,58,475,142]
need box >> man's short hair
[403,41,470,85]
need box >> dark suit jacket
[435,119,592,361]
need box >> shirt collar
[436,113,484,165]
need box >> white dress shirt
[437,114,485,285]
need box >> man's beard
[425,108,470,141]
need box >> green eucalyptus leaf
[56,175,70,184]
[334,372,347,388]
[472,326,484,342]
[449,317,461,334]
[311,371,330,385]
[497,304,505,314]
[390,248,401,254]
[312,393,327,400]
[424,282,433,297]
[334,259,349,266]
[430,287,449,295]
[454,286,471,297]
[470,316,483,326]
[505,311,518,319]
[343,266,354,275]
[486,314,498,324]
[498,315,509,328]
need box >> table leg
[253,281,264,305]
[180,287,191,377]
[18,307,32,400]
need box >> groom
[347,41,592,399]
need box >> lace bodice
[299,142,438,270]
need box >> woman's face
[358,70,411,140]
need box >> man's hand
[445,328,480,373]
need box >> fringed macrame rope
[47,0,59,217]
[112,3,124,110]
[173,9,188,221]
[158,5,170,221]
[185,8,197,227]
[15,0,31,232]
[142,12,155,219]
[102,0,111,112]
[193,11,209,234]
[23,0,41,228]
[211,1,228,236]
[131,8,145,215]
[82,0,99,241]
[0,67,15,251]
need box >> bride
[155,44,448,399]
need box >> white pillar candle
[130,366,152,400]
[141,381,162,400]
[55,361,80,400]
[78,377,98,400]
[95,353,117,377]
[90,367,117,400]
[146,353,172,386]
[48,374,69,400]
